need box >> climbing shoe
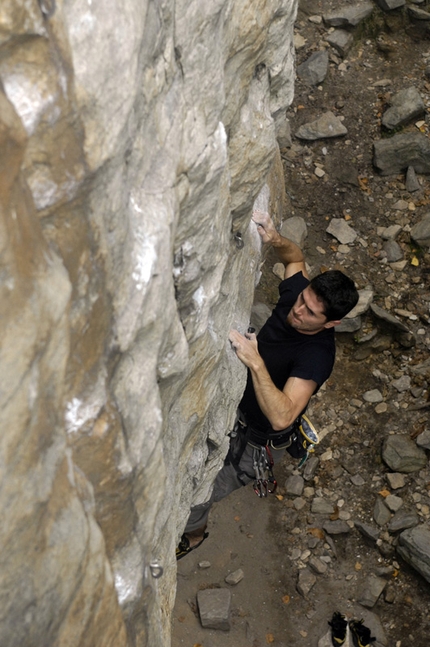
[328,611,348,646]
[349,619,376,647]
[176,532,209,560]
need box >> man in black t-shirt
[177,211,359,559]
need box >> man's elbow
[271,414,296,432]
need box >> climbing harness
[252,445,277,497]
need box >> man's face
[287,287,333,334]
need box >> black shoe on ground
[328,611,348,646]
[349,619,376,647]
[176,532,209,560]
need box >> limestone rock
[410,213,430,247]
[296,112,348,140]
[375,0,405,9]
[405,166,421,192]
[323,3,374,27]
[297,50,329,86]
[357,575,387,608]
[296,568,317,597]
[0,1,297,645]
[373,133,430,175]
[280,216,308,247]
[345,289,373,318]
[197,589,231,630]
[326,218,357,244]
[382,434,427,473]
[326,30,354,57]
[370,303,409,332]
[382,87,426,130]
[388,510,419,533]
[397,525,430,584]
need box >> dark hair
[309,270,359,321]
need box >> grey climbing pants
[184,433,287,533]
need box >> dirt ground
[172,2,430,646]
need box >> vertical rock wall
[0,1,296,645]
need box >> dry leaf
[307,527,325,539]
[234,515,241,522]
[178,616,186,623]
[411,256,419,267]
[330,506,340,521]
[378,489,390,498]
[193,644,203,647]
[355,562,362,571]
[282,594,290,605]
[266,633,275,643]
[299,630,308,637]
[276,494,284,501]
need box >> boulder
[397,525,430,584]
[382,87,426,130]
[373,133,430,175]
[382,434,427,473]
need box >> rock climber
[176,210,359,559]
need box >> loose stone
[225,568,244,585]
[296,112,348,140]
[197,589,231,631]
[357,575,387,608]
[363,389,383,403]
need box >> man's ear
[324,320,341,329]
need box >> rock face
[0,1,296,646]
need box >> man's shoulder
[279,271,309,296]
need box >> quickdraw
[252,445,277,497]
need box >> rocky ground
[172,1,430,646]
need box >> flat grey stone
[373,133,430,175]
[285,474,305,497]
[408,5,430,19]
[346,289,373,318]
[311,497,336,514]
[326,218,357,244]
[397,525,430,584]
[382,240,403,262]
[417,429,430,450]
[375,0,405,9]
[280,216,307,247]
[225,568,244,585]
[370,303,409,332]
[309,557,328,574]
[363,389,383,403]
[391,375,411,393]
[385,494,403,512]
[303,455,319,481]
[336,316,361,333]
[406,166,421,192]
[386,472,406,489]
[297,50,329,86]
[374,497,392,526]
[326,29,354,57]
[296,568,316,597]
[411,213,430,247]
[382,87,426,130]
[296,111,348,140]
[322,520,351,534]
[379,224,402,240]
[357,575,387,608]
[382,434,427,473]
[351,473,366,486]
[354,521,380,542]
[197,589,231,630]
[388,509,419,533]
[323,2,374,27]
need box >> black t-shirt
[239,272,335,433]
